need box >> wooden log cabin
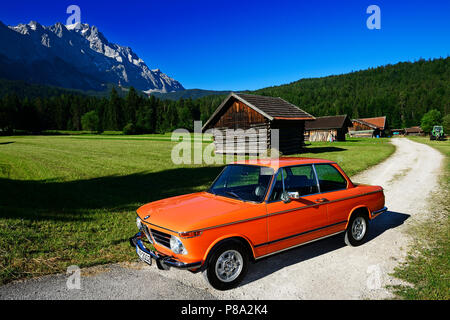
[404,126,424,136]
[349,116,389,138]
[202,93,315,155]
[304,115,352,142]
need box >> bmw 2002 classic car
[130,157,387,290]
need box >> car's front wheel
[203,241,249,291]
[345,213,369,246]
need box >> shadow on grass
[302,146,347,153]
[241,210,410,287]
[0,166,224,221]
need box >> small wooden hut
[391,128,405,136]
[404,126,424,136]
[202,93,315,155]
[304,115,352,142]
[349,116,388,137]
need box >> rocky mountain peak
[0,20,184,93]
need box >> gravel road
[0,138,444,300]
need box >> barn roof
[202,92,314,131]
[305,115,352,130]
[405,126,423,133]
[355,116,387,130]
[234,93,314,120]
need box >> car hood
[136,192,259,233]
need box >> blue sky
[1,0,449,91]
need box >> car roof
[231,157,336,171]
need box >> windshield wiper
[224,191,245,202]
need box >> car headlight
[170,235,188,255]
[136,217,143,230]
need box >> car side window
[314,164,347,192]
[285,165,319,196]
[268,165,319,201]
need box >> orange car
[130,158,387,290]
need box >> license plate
[136,245,152,266]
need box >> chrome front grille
[150,228,171,248]
[142,225,153,244]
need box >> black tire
[345,212,369,246]
[202,240,249,291]
[156,259,170,270]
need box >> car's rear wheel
[345,213,369,246]
[203,241,249,290]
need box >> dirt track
[0,138,444,300]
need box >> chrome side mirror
[281,191,300,203]
[287,191,300,200]
[281,191,291,203]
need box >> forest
[252,57,449,129]
[0,57,448,134]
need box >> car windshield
[208,165,275,203]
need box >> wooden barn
[202,93,315,155]
[349,116,389,138]
[404,126,424,136]
[391,128,405,136]
[304,115,352,142]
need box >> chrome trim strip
[256,231,345,260]
[254,220,347,248]
[181,213,269,234]
[142,221,180,234]
[141,190,383,235]
[312,164,321,193]
[265,168,281,202]
[281,166,286,193]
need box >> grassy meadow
[0,134,394,285]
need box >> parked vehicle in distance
[430,125,445,141]
[130,158,387,290]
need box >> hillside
[249,57,450,128]
[150,89,232,101]
[1,57,448,134]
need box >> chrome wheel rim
[215,250,243,283]
[352,217,366,241]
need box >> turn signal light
[179,231,202,239]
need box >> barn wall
[307,129,339,142]
[208,99,271,155]
[212,123,271,155]
[348,129,377,138]
[350,121,374,131]
[271,120,304,155]
[214,100,266,130]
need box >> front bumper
[130,232,202,270]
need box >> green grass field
[390,137,449,300]
[0,135,394,285]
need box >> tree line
[252,57,449,129]
[0,85,224,134]
[0,57,449,135]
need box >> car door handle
[315,198,329,203]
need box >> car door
[263,164,328,255]
[313,164,355,231]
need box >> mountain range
[0,20,184,93]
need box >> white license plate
[136,245,152,266]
